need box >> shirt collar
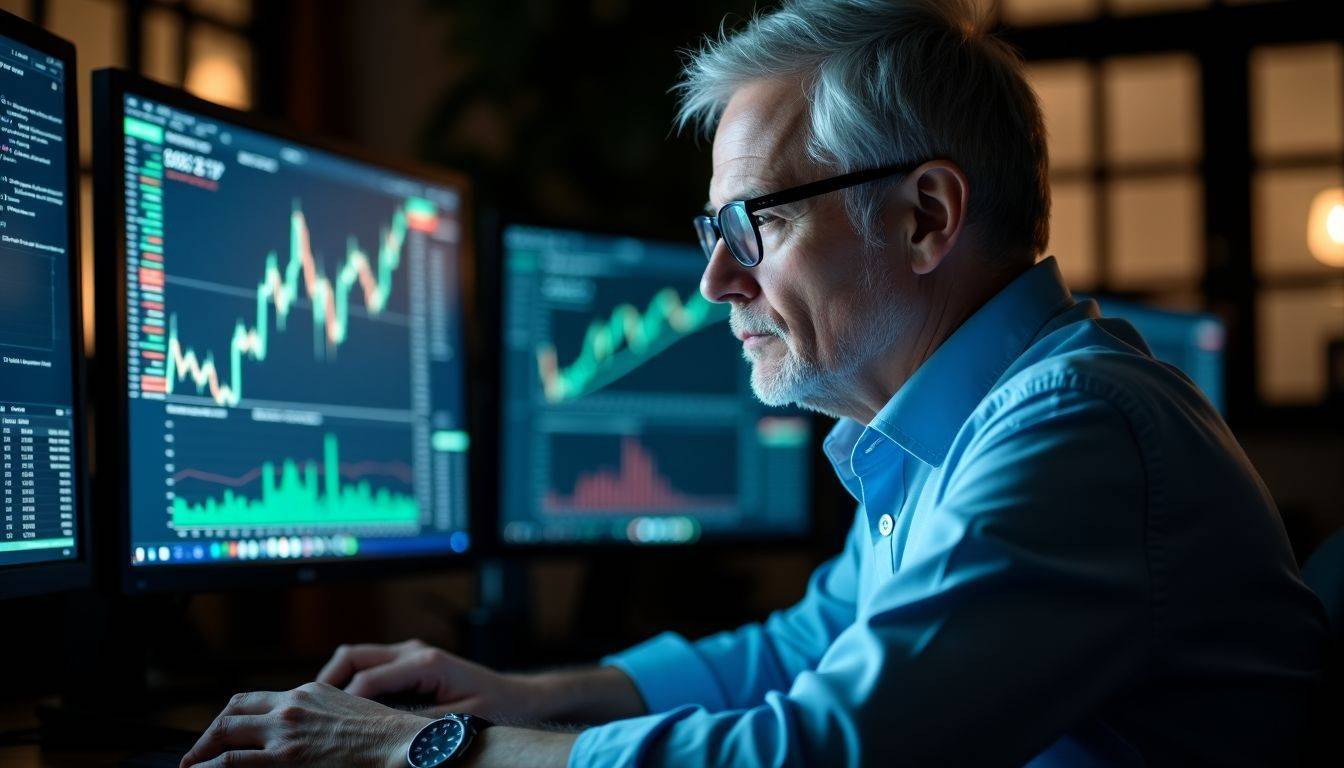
[826,256,1076,479]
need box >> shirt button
[878,514,894,536]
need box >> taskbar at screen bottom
[129,530,470,567]
[502,515,808,546]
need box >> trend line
[172,459,415,488]
[166,199,428,407]
[536,287,728,403]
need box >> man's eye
[753,213,778,227]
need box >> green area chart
[171,433,420,529]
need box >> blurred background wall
[0,0,1339,694]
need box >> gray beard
[745,304,905,420]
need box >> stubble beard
[734,298,902,420]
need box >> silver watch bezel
[405,713,475,768]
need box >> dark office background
[1,0,1341,700]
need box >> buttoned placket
[850,429,909,579]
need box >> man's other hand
[317,639,647,724]
[316,639,544,721]
[179,682,429,768]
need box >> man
[182,1,1326,766]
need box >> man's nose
[700,239,759,305]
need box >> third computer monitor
[95,71,473,590]
[0,11,87,599]
[499,225,813,547]
[1095,298,1227,415]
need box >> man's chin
[748,361,853,419]
[748,362,803,408]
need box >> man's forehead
[709,79,811,205]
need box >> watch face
[410,716,466,767]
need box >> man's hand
[179,682,429,768]
[317,639,543,721]
[317,639,646,723]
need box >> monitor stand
[572,551,754,658]
[464,557,531,669]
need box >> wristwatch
[405,713,494,767]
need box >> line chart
[534,287,728,403]
[154,198,436,406]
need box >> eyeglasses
[693,161,923,267]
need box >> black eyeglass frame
[694,160,924,267]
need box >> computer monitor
[93,70,473,592]
[1096,297,1227,414]
[497,224,813,547]
[0,13,89,600]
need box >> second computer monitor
[95,71,473,590]
[499,225,812,546]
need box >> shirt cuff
[602,632,727,713]
[568,705,699,768]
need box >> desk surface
[0,745,145,767]
[1,697,216,767]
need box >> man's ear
[891,160,969,276]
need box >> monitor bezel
[481,213,823,556]
[0,11,92,601]
[1086,293,1228,416]
[92,68,481,594]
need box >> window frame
[1003,0,1344,428]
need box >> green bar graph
[171,434,420,529]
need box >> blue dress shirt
[569,258,1326,767]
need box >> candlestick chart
[119,92,470,567]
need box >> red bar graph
[544,436,733,514]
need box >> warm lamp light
[186,55,250,110]
[1307,186,1344,268]
[1328,204,1344,244]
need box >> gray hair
[674,0,1050,261]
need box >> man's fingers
[316,644,400,687]
[179,714,271,768]
[221,691,279,716]
[344,652,440,700]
